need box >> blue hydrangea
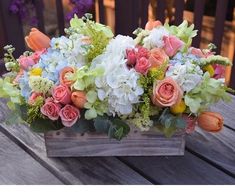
[18,71,31,100]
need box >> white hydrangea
[92,35,144,116]
[143,26,169,49]
[50,34,88,67]
[166,61,203,92]
[105,35,135,57]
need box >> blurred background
[0,0,234,84]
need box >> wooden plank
[56,0,65,35]
[0,132,63,185]
[34,0,45,33]
[0,99,151,184]
[192,0,206,47]
[0,0,25,57]
[213,0,228,54]
[98,0,105,24]
[210,94,235,130]
[115,0,138,36]
[186,127,235,176]
[120,150,235,184]
[140,0,150,29]
[45,128,185,157]
[156,0,166,23]
[229,51,235,89]
[174,0,185,25]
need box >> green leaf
[86,90,97,103]
[112,119,130,140]
[93,116,112,134]
[71,117,94,133]
[30,118,63,133]
[85,108,97,120]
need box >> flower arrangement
[1,14,233,140]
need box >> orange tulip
[60,67,75,87]
[71,91,87,109]
[25,28,50,51]
[145,20,162,30]
[197,112,224,133]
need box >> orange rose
[197,112,223,132]
[149,48,169,68]
[71,91,87,109]
[145,20,162,30]
[25,28,50,51]
[59,67,75,87]
[152,77,182,107]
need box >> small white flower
[143,27,169,49]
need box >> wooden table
[0,95,235,185]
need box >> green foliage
[69,14,114,62]
[155,108,186,137]
[71,114,95,133]
[200,55,232,67]
[30,118,63,133]
[26,96,44,124]
[0,76,23,110]
[94,116,130,140]
[185,72,231,113]
[165,20,197,51]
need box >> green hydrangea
[185,72,231,113]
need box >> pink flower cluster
[40,84,81,127]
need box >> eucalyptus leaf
[30,118,62,133]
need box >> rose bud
[25,28,50,51]
[126,49,137,66]
[71,91,87,109]
[197,111,224,133]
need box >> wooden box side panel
[45,128,185,157]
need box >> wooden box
[45,127,185,157]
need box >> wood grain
[210,95,235,130]
[45,128,185,157]
[120,150,235,184]
[0,132,62,185]
[0,98,151,184]
[186,127,235,176]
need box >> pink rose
[136,46,149,60]
[59,104,80,127]
[18,55,35,70]
[135,57,151,75]
[28,92,43,105]
[163,35,184,57]
[52,85,71,105]
[213,64,225,79]
[41,98,61,121]
[149,48,169,68]
[126,49,137,66]
[30,49,46,63]
[152,77,182,107]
